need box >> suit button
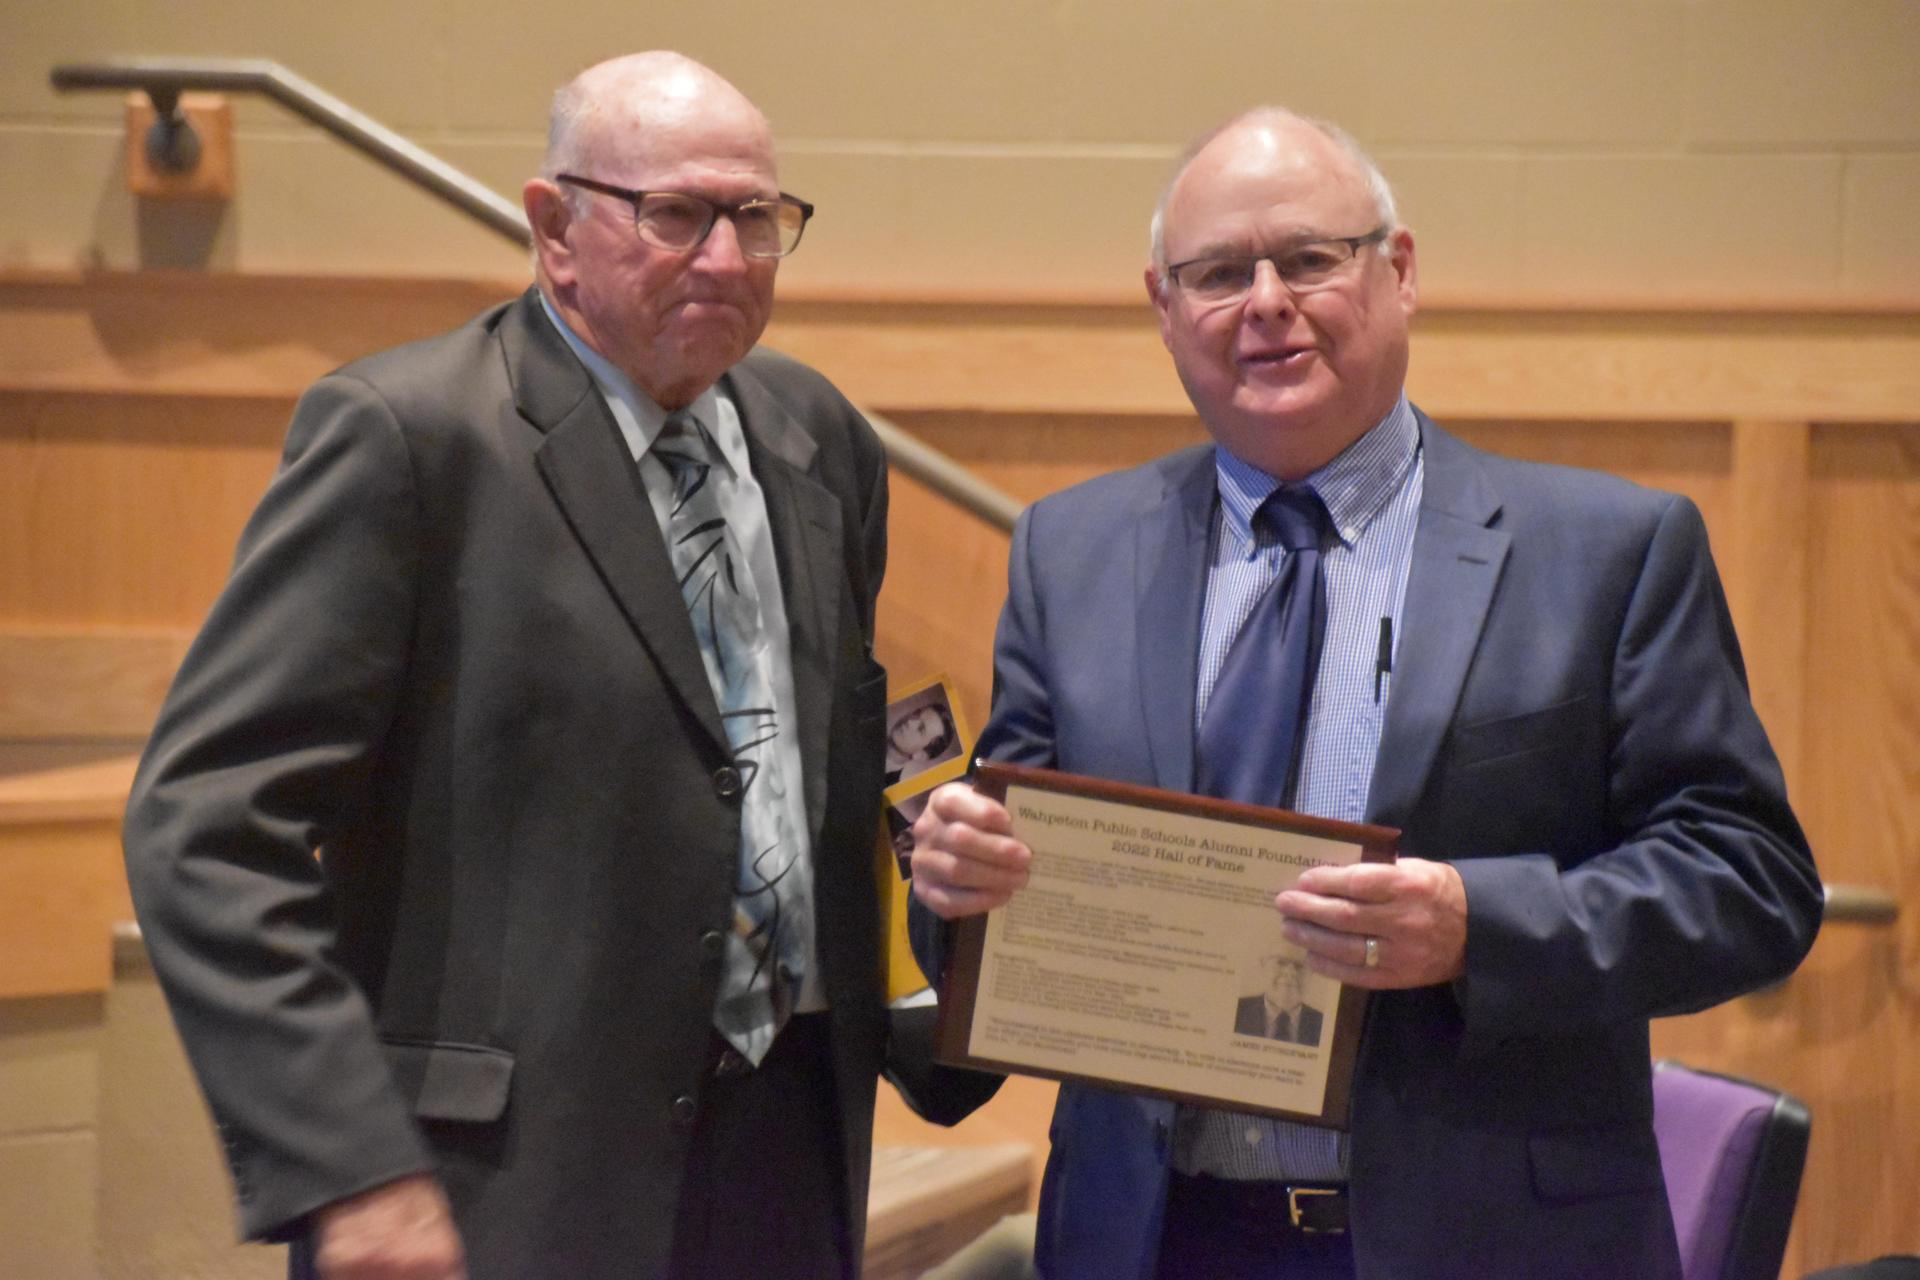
[712,765,742,798]
[700,929,726,958]
[671,1094,698,1129]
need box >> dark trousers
[1154,1171,1357,1280]
[667,1012,851,1280]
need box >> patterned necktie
[655,411,811,1066]
[1195,486,1331,811]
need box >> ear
[1146,264,1176,352]
[523,178,578,288]
[1386,226,1418,319]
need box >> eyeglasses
[1164,227,1390,304]
[555,174,814,258]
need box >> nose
[1243,257,1294,321]
[692,211,750,275]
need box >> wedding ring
[1363,936,1380,969]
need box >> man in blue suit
[909,107,1821,1280]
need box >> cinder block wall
[6,1,1918,302]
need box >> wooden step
[0,746,139,999]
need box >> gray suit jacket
[125,289,988,1276]
[917,411,1821,1279]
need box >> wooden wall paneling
[0,820,123,998]
[12,274,1916,427]
[1639,417,1824,1273]
[0,631,191,740]
[1784,420,1920,1269]
[0,271,518,399]
[1722,420,1813,784]
[1407,309,1920,425]
[1444,418,1734,515]
[0,391,288,628]
[766,300,1189,417]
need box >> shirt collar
[537,292,736,476]
[1213,393,1420,555]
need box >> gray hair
[543,81,592,216]
[1147,108,1399,273]
[544,79,592,178]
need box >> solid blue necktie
[1195,486,1331,811]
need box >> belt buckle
[1287,1186,1347,1235]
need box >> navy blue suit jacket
[916,412,1820,1280]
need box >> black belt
[1167,1170,1351,1236]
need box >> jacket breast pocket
[380,1038,515,1124]
[1431,696,1606,852]
[1450,696,1593,770]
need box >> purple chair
[1654,1060,1812,1280]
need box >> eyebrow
[1172,229,1345,262]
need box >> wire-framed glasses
[1164,226,1390,304]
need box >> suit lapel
[726,360,839,840]
[504,292,730,756]
[1135,451,1217,793]
[1366,414,1510,831]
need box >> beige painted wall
[6,1,1920,303]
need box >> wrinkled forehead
[1164,123,1374,256]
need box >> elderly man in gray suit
[125,51,986,1280]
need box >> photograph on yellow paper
[875,673,974,1002]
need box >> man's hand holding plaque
[912,763,1402,1127]
[909,781,1033,918]
[1276,857,1469,990]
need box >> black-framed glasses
[555,174,814,258]
[1164,227,1390,304]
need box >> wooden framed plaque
[934,762,1399,1128]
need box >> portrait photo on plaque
[1231,930,1329,1049]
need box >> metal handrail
[49,56,1024,534]
[52,59,528,242]
[1823,882,1898,927]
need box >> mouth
[673,297,747,316]
[1239,346,1315,372]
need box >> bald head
[523,51,786,408]
[543,52,774,195]
[1150,108,1396,271]
[1142,104,1418,481]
